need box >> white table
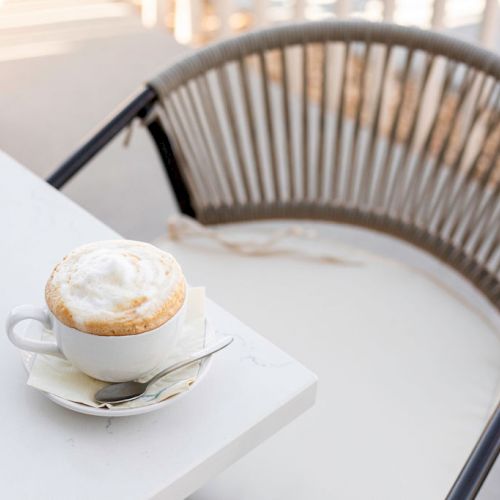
[0,151,317,500]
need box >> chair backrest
[148,21,500,309]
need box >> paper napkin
[27,287,207,409]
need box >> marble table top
[0,151,317,499]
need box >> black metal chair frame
[46,24,499,500]
[47,86,195,218]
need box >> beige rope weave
[147,21,500,309]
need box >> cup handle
[6,305,64,357]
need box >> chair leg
[145,117,196,218]
[446,405,500,500]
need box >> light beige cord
[167,214,360,265]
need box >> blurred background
[1,0,496,48]
[0,0,498,241]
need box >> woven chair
[48,21,499,499]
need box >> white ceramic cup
[6,299,186,382]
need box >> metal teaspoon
[94,336,233,404]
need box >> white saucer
[21,320,214,417]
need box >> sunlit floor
[0,0,188,241]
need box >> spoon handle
[146,336,233,387]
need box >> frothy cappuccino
[45,240,186,336]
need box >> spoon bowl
[97,381,146,404]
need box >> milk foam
[48,240,184,330]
